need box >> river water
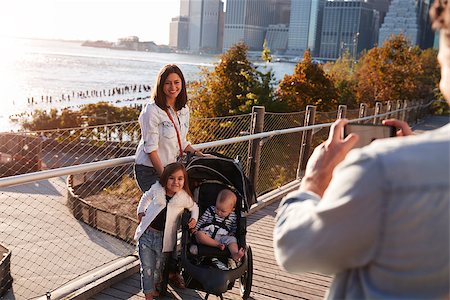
[0,37,296,132]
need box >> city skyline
[0,0,180,45]
[169,0,434,60]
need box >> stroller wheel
[239,245,253,299]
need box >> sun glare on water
[0,37,26,132]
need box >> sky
[0,0,180,45]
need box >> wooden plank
[102,285,144,299]
[90,293,122,300]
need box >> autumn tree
[189,42,282,118]
[276,49,338,112]
[77,102,138,124]
[416,48,440,101]
[21,102,139,131]
[324,50,358,108]
[417,48,449,114]
[60,108,82,128]
[189,42,262,118]
[22,108,83,131]
[261,39,272,63]
[22,109,62,131]
[355,34,425,106]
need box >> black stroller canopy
[186,155,257,211]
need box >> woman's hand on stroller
[137,212,145,223]
[187,218,197,230]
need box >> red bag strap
[165,108,183,157]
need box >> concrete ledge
[66,175,138,244]
[32,255,139,300]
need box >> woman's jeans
[138,230,166,295]
[134,164,159,192]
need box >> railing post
[297,105,316,179]
[413,100,419,123]
[418,99,424,119]
[401,100,408,122]
[386,100,393,119]
[396,100,403,119]
[358,103,367,122]
[373,102,382,124]
[337,105,347,119]
[247,106,265,193]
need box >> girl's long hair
[159,162,192,197]
[152,64,188,111]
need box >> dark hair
[152,64,188,111]
[159,162,192,197]
[430,0,450,31]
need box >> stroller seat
[188,181,239,269]
[178,154,254,299]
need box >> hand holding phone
[343,124,396,149]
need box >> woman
[135,64,204,193]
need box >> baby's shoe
[189,245,198,255]
[211,258,229,271]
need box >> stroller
[179,153,256,299]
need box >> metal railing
[0,100,436,299]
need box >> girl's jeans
[138,230,166,295]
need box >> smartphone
[343,124,396,148]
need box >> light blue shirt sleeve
[274,149,384,274]
[140,104,159,154]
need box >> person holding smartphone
[273,1,449,298]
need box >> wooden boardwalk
[90,201,332,300]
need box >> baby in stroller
[179,154,254,299]
[191,189,245,264]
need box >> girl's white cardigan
[134,182,199,252]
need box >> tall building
[274,0,291,25]
[169,16,189,49]
[319,0,380,60]
[266,24,289,53]
[417,0,434,48]
[180,0,190,16]
[187,0,223,53]
[223,0,275,51]
[170,0,223,53]
[367,0,392,24]
[378,0,420,46]
[265,0,290,53]
[287,0,325,57]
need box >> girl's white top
[134,181,199,252]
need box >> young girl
[134,162,198,300]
